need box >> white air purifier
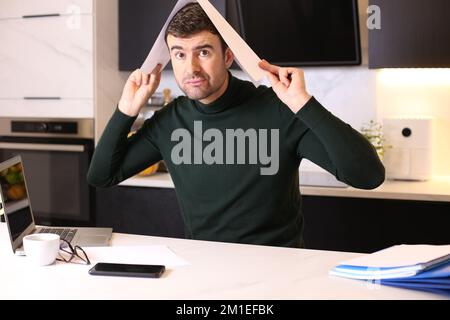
[382,117,435,181]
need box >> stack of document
[330,244,450,295]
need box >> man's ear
[224,47,234,68]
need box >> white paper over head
[140,0,195,74]
[140,0,265,83]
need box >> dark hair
[164,3,227,53]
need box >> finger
[258,59,280,74]
[129,70,137,86]
[153,64,163,82]
[289,68,305,88]
[142,73,150,85]
[144,64,163,87]
[146,63,162,80]
[152,63,163,75]
[279,68,291,87]
[148,71,162,93]
[149,73,161,88]
[154,70,162,84]
[133,70,142,86]
[260,60,291,88]
[264,70,280,87]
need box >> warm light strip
[378,69,450,86]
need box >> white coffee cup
[23,233,60,266]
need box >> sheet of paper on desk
[140,0,265,83]
[338,244,450,268]
[85,245,189,267]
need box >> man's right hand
[118,64,162,117]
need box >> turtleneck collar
[193,71,238,114]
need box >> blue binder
[379,261,450,295]
[330,245,450,295]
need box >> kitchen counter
[300,175,450,202]
[119,172,450,202]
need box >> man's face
[167,30,234,104]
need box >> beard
[178,71,225,101]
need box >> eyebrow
[170,44,215,51]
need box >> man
[87,3,384,248]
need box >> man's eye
[175,52,185,59]
[199,50,209,57]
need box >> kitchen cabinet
[0,16,93,99]
[0,0,94,118]
[302,196,450,253]
[369,0,450,68]
[94,185,450,253]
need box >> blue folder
[380,261,450,294]
[331,259,450,295]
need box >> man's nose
[186,56,201,74]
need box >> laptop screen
[0,157,34,242]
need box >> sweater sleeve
[86,108,162,188]
[295,97,385,189]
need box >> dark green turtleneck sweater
[87,73,385,248]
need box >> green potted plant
[360,120,391,161]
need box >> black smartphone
[89,262,165,278]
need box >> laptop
[0,156,112,255]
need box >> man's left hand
[259,59,312,113]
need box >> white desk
[0,223,445,300]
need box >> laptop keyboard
[38,228,78,243]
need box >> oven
[0,117,95,227]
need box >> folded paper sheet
[140,0,265,83]
[335,244,450,269]
[85,245,189,268]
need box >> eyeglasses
[57,239,91,265]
